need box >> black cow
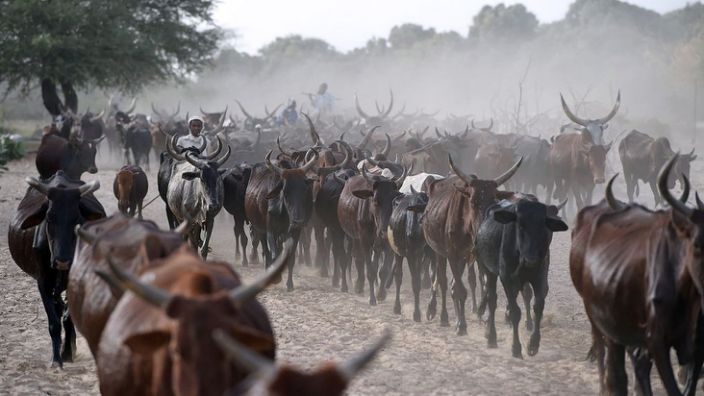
[117,114,154,170]
[386,188,429,321]
[7,171,105,367]
[475,194,568,358]
[222,164,253,265]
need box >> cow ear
[124,330,171,355]
[20,202,49,229]
[546,217,568,232]
[266,181,283,200]
[79,200,107,221]
[352,189,373,199]
[406,204,427,213]
[182,171,201,180]
[493,209,516,224]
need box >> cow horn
[556,199,568,210]
[219,106,228,128]
[597,90,621,124]
[264,104,282,121]
[74,225,97,244]
[333,172,346,185]
[354,93,371,120]
[494,157,523,187]
[380,133,391,157]
[125,97,137,114]
[680,174,691,204]
[359,125,380,149]
[277,136,292,157]
[366,157,379,167]
[166,133,186,161]
[337,329,392,382]
[78,180,101,196]
[235,100,254,120]
[229,238,295,305]
[301,149,319,173]
[303,112,323,146]
[265,150,283,176]
[361,164,374,184]
[560,94,588,126]
[212,329,275,374]
[658,153,693,217]
[471,120,477,130]
[435,128,444,139]
[215,145,232,167]
[184,151,204,169]
[26,177,50,195]
[395,161,413,188]
[172,101,180,118]
[197,136,208,153]
[91,110,105,122]
[200,106,211,116]
[696,192,704,210]
[151,103,164,119]
[104,256,172,308]
[410,185,418,194]
[174,219,190,238]
[448,154,474,185]
[461,125,469,139]
[604,174,622,210]
[205,136,223,160]
[381,89,394,118]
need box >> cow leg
[200,217,215,260]
[366,246,377,306]
[137,200,143,220]
[527,278,546,356]
[522,283,534,331]
[649,179,661,207]
[628,347,653,396]
[165,205,177,230]
[392,254,403,315]
[331,232,341,288]
[421,252,432,289]
[448,258,468,335]
[250,225,261,264]
[438,256,449,326]
[408,255,422,322]
[502,281,523,358]
[353,241,365,295]
[466,260,477,313]
[262,232,274,269]
[625,172,636,202]
[286,230,301,292]
[61,301,76,363]
[37,275,64,368]
[651,341,684,396]
[333,233,349,292]
[604,340,628,395]
[681,314,704,396]
[483,271,498,348]
[314,221,329,277]
[376,246,393,302]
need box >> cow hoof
[512,346,523,359]
[332,276,339,287]
[376,288,387,302]
[413,310,421,322]
[61,350,74,363]
[50,360,63,369]
[426,300,437,321]
[369,297,377,306]
[393,303,401,315]
[456,323,467,336]
[528,336,540,356]
[525,320,534,332]
[440,311,449,327]
[355,282,364,295]
[341,284,348,293]
[286,283,294,292]
[487,339,498,348]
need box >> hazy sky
[214,0,694,54]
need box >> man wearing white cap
[176,116,209,153]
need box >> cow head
[355,90,394,126]
[676,148,697,189]
[22,174,102,270]
[236,100,277,132]
[65,131,102,176]
[179,140,232,218]
[577,131,611,185]
[353,164,409,241]
[492,198,568,266]
[96,239,295,396]
[213,328,391,396]
[265,149,319,231]
[80,110,105,140]
[448,154,522,214]
[560,91,620,145]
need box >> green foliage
[388,24,437,49]
[0,0,222,95]
[0,135,25,168]
[469,3,538,42]
[258,35,338,60]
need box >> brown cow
[423,155,521,335]
[571,155,704,395]
[68,214,187,356]
[35,131,102,180]
[618,129,695,206]
[95,239,294,396]
[113,165,149,219]
[549,130,611,210]
[473,142,517,180]
[213,329,391,396]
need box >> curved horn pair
[166,133,186,161]
[235,100,254,120]
[358,125,380,149]
[204,136,223,160]
[302,112,323,146]
[355,93,372,120]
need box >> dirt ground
[0,151,700,395]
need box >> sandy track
[3,153,697,395]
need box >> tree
[258,35,338,61]
[0,0,221,113]
[388,23,437,49]
[469,3,538,43]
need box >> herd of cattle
[5,85,704,395]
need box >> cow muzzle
[54,260,71,271]
[88,166,98,174]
